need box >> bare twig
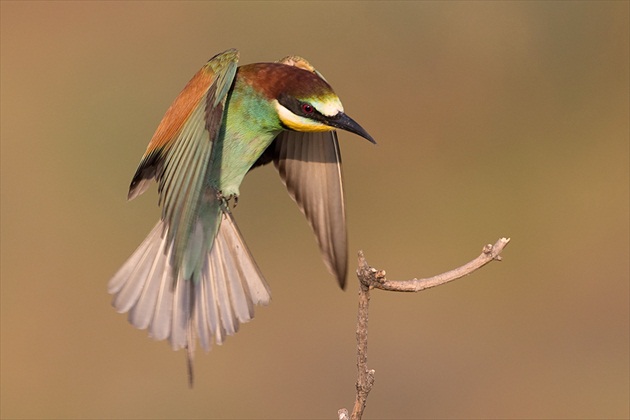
[350,269,376,420]
[359,237,510,292]
[342,237,510,420]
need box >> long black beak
[326,112,376,144]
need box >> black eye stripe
[278,93,329,123]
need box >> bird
[108,49,375,385]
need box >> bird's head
[240,63,376,144]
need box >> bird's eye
[301,103,314,114]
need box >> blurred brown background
[1,2,628,419]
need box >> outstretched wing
[110,50,271,383]
[253,56,348,288]
[128,48,239,278]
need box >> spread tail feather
[108,211,271,380]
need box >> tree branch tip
[357,250,370,271]
[481,237,511,260]
[338,408,349,420]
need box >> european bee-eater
[108,49,375,384]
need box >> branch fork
[340,237,511,420]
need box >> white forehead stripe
[311,96,344,117]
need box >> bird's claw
[216,190,239,211]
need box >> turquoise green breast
[208,78,283,196]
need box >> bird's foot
[216,190,239,210]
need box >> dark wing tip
[336,272,347,290]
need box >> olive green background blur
[1,1,628,419]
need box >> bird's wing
[127,48,239,277]
[259,56,348,288]
[270,130,347,288]
[110,50,270,375]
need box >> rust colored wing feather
[128,50,238,200]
